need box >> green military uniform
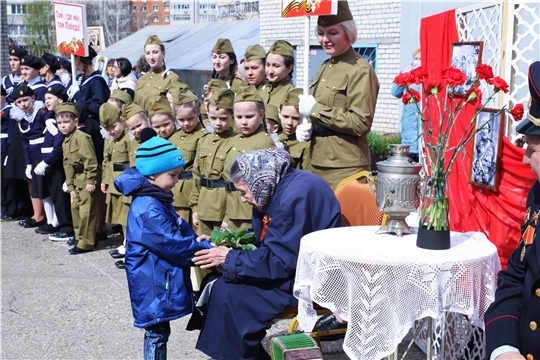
[122,102,147,167]
[134,36,190,111]
[60,103,101,251]
[279,133,311,171]
[223,86,275,231]
[190,89,237,236]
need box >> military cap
[244,45,266,62]
[172,87,199,105]
[205,79,229,93]
[212,38,234,54]
[45,85,68,102]
[517,61,540,136]
[148,95,173,117]
[265,104,280,125]
[234,85,264,104]
[110,89,133,105]
[99,102,121,128]
[58,57,72,73]
[56,102,79,117]
[20,55,44,70]
[268,40,294,58]
[209,88,235,110]
[122,102,145,122]
[317,0,353,27]
[10,47,28,59]
[281,88,303,107]
[145,35,164,47]
[11,85,34,100]
[40,52,60,72]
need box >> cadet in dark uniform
[485,61,540,360]
[297,0,380,190]
[57,103,101,254]
[260,40,296,109]
[223,85,275,231]
[243,45,268,90]
[3,47,27,103]
[20,55,47,101]
[211,38,247,94]
[39,52,64,88]
[134,35,189,111]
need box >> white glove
[25,165,33,179]
[62,182,69,193]
[100,126,114,141]
[296,123,313,143]
[3,155,7,166]
[34,161,49,176]
[45,119,59,136]
[67,82,80,100]
[298,94,317,117]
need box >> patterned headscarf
[235,148,292,212]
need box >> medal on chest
[520,207,536,261]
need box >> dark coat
[485,181,540,358]
[196,168,342,360]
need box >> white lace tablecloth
[293,226,501,360]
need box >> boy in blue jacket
[114,128,213,360]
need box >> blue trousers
[144,321,171,360]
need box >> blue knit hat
[136,128,185,176]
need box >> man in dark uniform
[484,61,540,360]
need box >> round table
[293,226,501,360]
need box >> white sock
[42,197,59,227]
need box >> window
[153,15,159,22]
[9,4,27,14]
[173,4,190,10]
[132,5,137,11]
[164,15,170,22]
[142,5,147,11]
[153,5,159,11]
[354,45,378,73]
[164,5,170,11]
[8,25,26,36]
[173,14,190,21]
[199,4,216,10]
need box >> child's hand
[196,234,210,242]
[86,184,96,193]
[101,183,108,193]
[192,212,199,227]
[70,191,76,204]
[220,221,228,229]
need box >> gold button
[322,79,325,82]
[331,59,335,63]
[112,150,115,153]
[150,76,153,79]
[147,84,150,86]
[329,65,332,68]
[209,153,211,156]
[527,354,534,360]
[530,321,537,331]
[181,136,184,139]
[232,148,236,150]
[332,86,336,90]
[536,288,540,297]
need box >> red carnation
[411,67,429,85]
[510,103,524,121]
[488,76,509,93]
[394,72,415,87]
[402,92,411,105]
[402,89,420,105]
[425,76,443,96]
[466,86,483,107]
[475,64,494,81]
[441,66,467,88]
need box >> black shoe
[35,224,60,235]
[315,314,347,341]
[115,260,126,269]
[111,252,125,259]
[69,246,92,255]
[23,218,46,228]
[49,231,75,242]
[1,214,18,222]
[67,237,78,246]
[109,249,119,255]
[18,217,32,226]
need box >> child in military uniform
[108,89,133,110]
[56,103,101,254]
[134,35,189,111]
[122,102,150,167]
[278,88,311,170]
[190,89,237,236]
[211,39,247,94]
[201,79,229,130]
[260,40,296,109]
[222,85,275,231]
[243,44,268,90]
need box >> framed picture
[450,41,483,95]
[87,26,105,51]
[94,55,109,77]
[469,108,504,192]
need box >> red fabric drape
[419,9,536,269]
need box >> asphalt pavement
[1,220,426,360]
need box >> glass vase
[417,177,451,250]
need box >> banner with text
[53,1,88,57]
[281,0,337,18]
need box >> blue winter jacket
[391,82,421,154]
[114,168,213,328]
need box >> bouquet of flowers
[393,64,524,231]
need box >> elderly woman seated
[192,148,341,360]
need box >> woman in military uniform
[222,85,275,232]
[211,38,247,94]
[297,0,379,190]
[134,35,189,111]
[260,40,296,110]
[243,44,268,90]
